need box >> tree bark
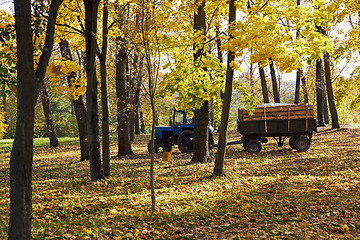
[323,53,340,128]
[258,64,269,103]
[216,26,224,100]
[294,0,301,105]
[84,0,103,180]
[135,110,140,135]
[269,59,280,103]
[191,0,209,163]
[116,37,133,156]
[9,1,35,238]
[213,0,236,176]
[316,58,325,126]
[295,69,301,104]
[99,0,110,176]
[39,82,59,147]
[140,111,146,134]
[300,69,309,104]
[59,39,89,161]
[9,0,63,238]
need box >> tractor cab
[149,109,214,153]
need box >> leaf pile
[0,127,359,239]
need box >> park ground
[0,127,360,239]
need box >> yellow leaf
[161,151,172,162]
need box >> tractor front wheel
[178,130,194,153]
[148,138,160,153]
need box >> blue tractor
[148,109,215,153]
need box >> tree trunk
[116,37,133,156]
[129,112,135,142]
[295,69,301,104]
[9,0,63,238]
[269,59,280,103]
[300,69,309,104]
[323,53,340,128]
[9,1,35,238]
[1,89,7,126]
[294,0,301,105]
[135,110,140,135]
[258,64,269,103]
[133,57,143,136]
[210,98,215,127]
[84,0,103,181]
[213,0,236,176]
[191,0,209,163]
[99,0,110,176]
[59,39,89,161]
[72,98,89,161]
[249,50,254,96]
[129,53,141,141]
[316,59,325,126]
[40,82,59,147]
[140,111,146,134]
[323,89,330,124]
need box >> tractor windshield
[174,111,184,125]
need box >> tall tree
[316,58,326,127]
[213,0,236,176]
[83,0,103,180]
[59,39,89,161]
[9,0,63,238]
[323,52,340,128]
[191,0,210,163]
[115,4,133,157]
[9,1,34,238]
[258,64,269,103]
[269,59,280,103]
[98,0,111,176]
[116,36,133,156]
[294,0,301,105]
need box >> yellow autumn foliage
[46,60,87,100]
[0,107,7,139]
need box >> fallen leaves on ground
[0,127,359,239]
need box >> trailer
[237,104,317,153]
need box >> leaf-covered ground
[0,127,360,239]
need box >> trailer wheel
[246,139,262,153]
[178,130,194,153]
[294,136,310,152]
[289,137,296,149]
[148,138,160,153]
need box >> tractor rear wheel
[178,130,194,153]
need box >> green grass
[0,137,79,153]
